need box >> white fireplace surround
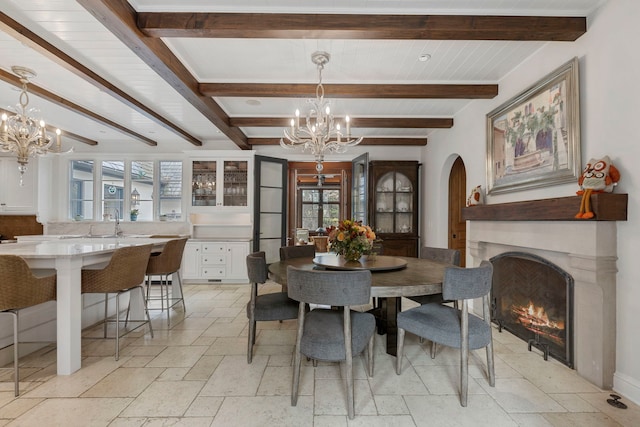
[468,220,617,389]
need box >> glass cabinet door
[222,160,248,207]
[192,161,217,207]
[394,173,414,233]
[373,171,414,234]
[351,153,368,224]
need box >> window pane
[159,161,182,220]
[301,203,319,230]
[70,160,93,220]
[131,161,154,221]
[323,190,340,202]
[102,161,124,219]
[323,204,340,227]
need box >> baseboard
[613,371,640,406]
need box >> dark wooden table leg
[384,297,401,356]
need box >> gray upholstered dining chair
[81,244,154,360]
[406,246,461,354]
[245,251,299,363]
[408,246,461,304]
[279,244,315,260]
[396,260,495,406]
[0,255,57,396]
[287,266,375,419]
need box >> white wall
[420,0,640,404]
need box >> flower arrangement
[327,219,376,262]
[130,209,139,216]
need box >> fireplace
[466,219,617,389]
[490,251,574,367]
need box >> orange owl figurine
[575,156,620,219]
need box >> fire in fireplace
[490,252,574,367]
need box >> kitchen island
[0,236,171,375]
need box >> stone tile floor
[0,282,638,426]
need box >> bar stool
[81,244,153,360]
[0,255,56,396]
[145,237,188,326]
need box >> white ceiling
[0,0,606,153]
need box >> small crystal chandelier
[280,51,362,172]
[0,66,63,185]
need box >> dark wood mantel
[461,193,628,221]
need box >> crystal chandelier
[0,66,63,185]
[280,51,362,172]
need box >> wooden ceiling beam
[201,83,497,99]
[77,0,250,149]
[137,13,586,41]
[231,117,453,128]
[0,69,155,146]
[248,137,427,146]
[0,11,200,147]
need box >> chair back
[442,260,493,301]
[0,255,56,311]
[286,266,371,306]
[280,245,315,260]
[82,244,152,293]
[146,238,188,275]
[420,246,461,266]
[246,251,268,284]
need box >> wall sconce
[131,188,140,206]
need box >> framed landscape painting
[486,57,581,195]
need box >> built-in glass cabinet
[369,160,420,257]
[191,160,248,208]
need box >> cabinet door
[188,154,254,212]
[181,242,201,279]
[221,160,248,207]
[0,157,37,213]
[226,242,249,280]
[191,161,217,207]
[369,161,420,257]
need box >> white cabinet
[186,151,254,213]
[182,240,250,283]
[0,156,37,213]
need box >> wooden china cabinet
[368,161,420,257]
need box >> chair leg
[291,303,305,407]
[460,302,470,407]
[175,270,186,312]
[247,318,256,364]
[140,286,154,339]
[430,341,437,359]
[115,293,120,361]
[396,327,405,375]
[103,293,109,338]
[486,339,496,387]
[11,311,19,396]
[367,334,374,377]
[163,275,171,326]
[346,357,354,419]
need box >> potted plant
[326,219,376,262]
[130,208,139,221]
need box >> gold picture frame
[486,57,581,195]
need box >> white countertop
[5,237,172,257]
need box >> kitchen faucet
[114,208,123,237]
